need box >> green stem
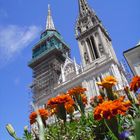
[75,95,85,116]
[104,119,118,140]
[106,88,115,100]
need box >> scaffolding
[30,52,67,105]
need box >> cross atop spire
[46,4,56,30]
[78,0,91,16]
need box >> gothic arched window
[90,36,99,59]
[86,38,95,60]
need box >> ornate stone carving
[84,52,89,64]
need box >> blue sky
[0,0,140,139]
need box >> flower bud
[6,124,17,138]
[24,125,28,132]
[127,114,133,119]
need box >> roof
[123,42,140,54]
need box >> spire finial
[46,4,56,30]
[78,0,91,16]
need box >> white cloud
[0,25,41,67]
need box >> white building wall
[36,56,128,108]
[124,43,140,76]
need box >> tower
[75,0,118,67]
[28,5,70,106]
[74,0,128,91]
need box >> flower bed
[6,76,140,140]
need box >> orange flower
[98,95,103,102]
[94,97,131,121]
[130,76,140,92]
[65,103,75,114]
[67,86,87,96]
[29,109,49,125]
[67,87,87,114]
[49,108,57,116]
[47,94,74,107]
[81,94,88,105]
[29,112,37,124]
[97,76,117,89]
[47,94,75,115]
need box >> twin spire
[46,4,56,30]
[46,0,90,30]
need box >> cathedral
[28,0,128,108]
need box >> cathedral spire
[78,0,91,16]
[46,4,55,30]
[76,0,118,67]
